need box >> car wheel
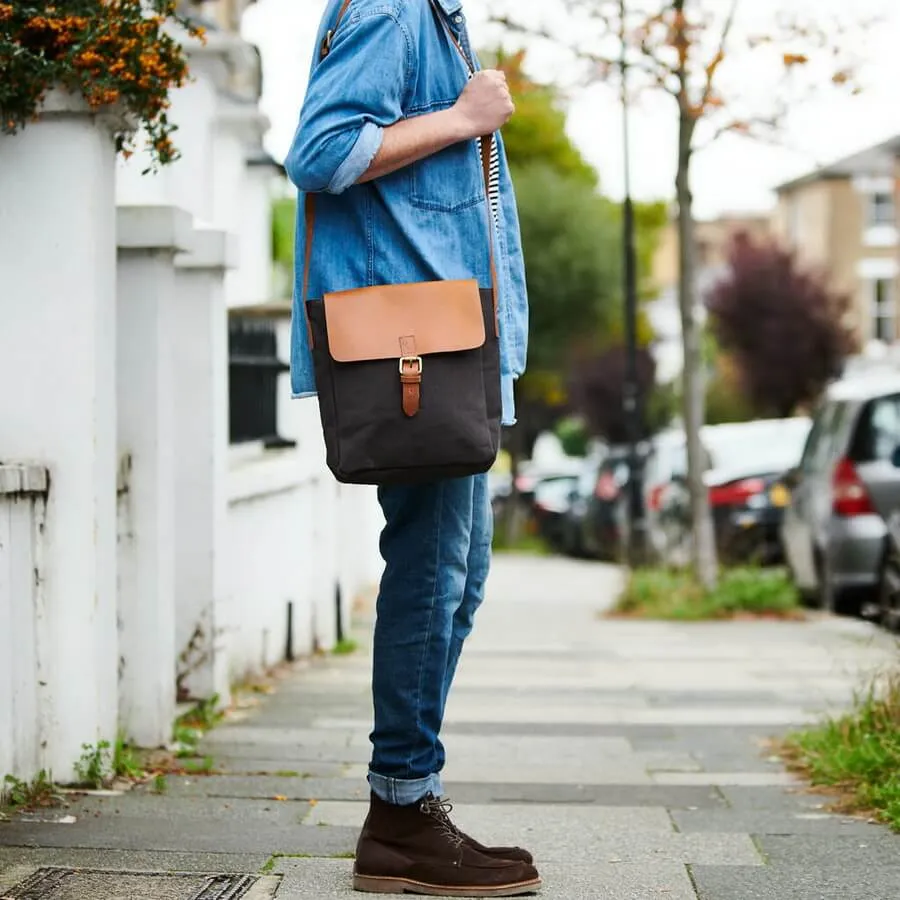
[878,553,900,632]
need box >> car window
[802,403,843,474]
[849,393,900,463]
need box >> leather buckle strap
[399,356,423,418]
[398,356,422,375]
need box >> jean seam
[405,481,444,779]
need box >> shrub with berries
[0,1,205,167]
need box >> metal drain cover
[1,868,262,900]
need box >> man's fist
[452,70,515,138]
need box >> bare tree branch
[492,13,681,96]
[700,0,739,110]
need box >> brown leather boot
[353,792,542,897]
[419,795,534,865]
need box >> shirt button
[454,14,463,23]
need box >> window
[802,402,847,474]
[868,191,896,227]
[228,314,296,448]
[871,278,896,343]
[849,395,900,463]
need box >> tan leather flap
[324,279,485,363]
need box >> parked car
[557,456,606,557]
[877,507,900,631]
[531,474,580,549]
[642,430,691,562]
[659,418,811,566]
[574,445,661,561]
[782,372,900,615]
[702,417,811,564]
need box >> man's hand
[451,70,515,139]
[356,71,514,185]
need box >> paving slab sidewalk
[2,555,899,899]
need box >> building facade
[773,138,900,351]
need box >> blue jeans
[368,473,492,806]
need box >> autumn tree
[498,51,666,452]
[569,345,662,444]
[495,0,872,587]
[708,232,857,418]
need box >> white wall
[0,467,48,782]
[225,455,319,679]
[0,94,119,781]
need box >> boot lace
[420,794,464,848]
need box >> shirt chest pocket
[407,103,485,212]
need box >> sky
[242,0,900,220]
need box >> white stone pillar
[173,228,238,707]
[116,206,194,747]
[0,91,119,781]
[0,466,49,782]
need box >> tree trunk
[675,111,718,589]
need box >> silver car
[782,371,900,615]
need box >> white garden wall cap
[0,463,49,496]
[176,227,239,271]
[37,87,134,134]
[229,300,292,319]
[116,205,194,253]
[228,446,319,504]
[217,103,270,139]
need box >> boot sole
[352,873,542,896]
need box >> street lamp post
[619,0,647,566]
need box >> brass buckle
[399,356,423,375]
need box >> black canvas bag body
[300,0,502,486]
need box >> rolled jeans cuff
[368,770,443,806]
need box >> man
[285,0,535,895]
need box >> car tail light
[595,472,619,500]
[832,457,875,517]
[709,478,766,507]
[647,483,666,511]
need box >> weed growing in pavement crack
[260,851,354,874]
[75,733,145,788]
[1,771,62,810]
[181,756,216,775]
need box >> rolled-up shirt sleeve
[285,11,412,195]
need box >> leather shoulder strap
[301,0,499,345]
[320,0,353,58]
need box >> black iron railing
[228,314,296,448]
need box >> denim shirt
[284,0,528,426]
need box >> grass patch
[332,638,358,656]
[1,770,62,810]
[777,674,900,831]
[492,532,551,555]
[74,733,146,788]
[610,566,802,621]
[181,756,217,775]
[176,695,223,732]
[151,773,167,794]
[260,851,355,873]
